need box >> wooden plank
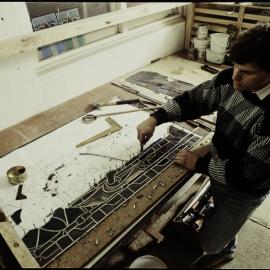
[194,15,237,26]
[184,3,195,49]
[241,3,270,10]
[207,2,240,7]
[0,3,188,60]
[0,222,39,268]
[243,13,270,22]
[206,2,270,10]
[237,5,246,33]
[195,8,239,18]
[242,22,257,29]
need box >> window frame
[0,3,189,60]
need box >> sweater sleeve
[195,132,270,193]
[151,74,221,125]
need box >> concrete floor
[109,192,270,269]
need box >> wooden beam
[207,2,241,7]
[194,15,237,26]
[237,5,246,33]
[195,8,239,18]
[0,222,39,267]
[243,13,270,22]
[0,2,188,60]
[184,3,195,49]
[241,3,270,10]
[242,22,257,29]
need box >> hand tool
[76,117,122,148]
[140,142,144,153]
[201,64,219,74]
[186,120,214,132]
[92,98,140,109]
[82,106,161,124]
[79,152,128,162]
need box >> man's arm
[151,76,221,125]
[137,70,225,146]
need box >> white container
[206,49,225,64]
[193,37,210,51]
[130,255,167,268]
[210,33,230,53]
[197,24,208,40]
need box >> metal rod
[79,152,128,161]
[87,106,161,118]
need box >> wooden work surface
[49,164,191,268]
[0,59,211,268]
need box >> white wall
[0,3,185,130]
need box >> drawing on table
[125,71,195,97]
[0,120,201,267]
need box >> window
[25,2,185,62]
[27,2,111,60]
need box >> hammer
[91,98,141,109]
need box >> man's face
[232,63,270,92]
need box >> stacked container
[206,33,230,64]
[193,24,210,59]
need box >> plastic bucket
[206,49,225,64]
[193,37,210,51]
[129,255,167,269]
[197,24,208,40]
[210,33,230,53]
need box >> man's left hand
[175,149,199,170]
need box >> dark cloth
[151,68,270,196]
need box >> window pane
[26,2,110,20]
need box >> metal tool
[92,98,140,109]
[79,152,128,162]
[140,142,144,153]
[186,120,214,132]
[201,64,219,74]
[82,106,161,124]
[76,117,122,148]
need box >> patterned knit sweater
[151,68,270,196]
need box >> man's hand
[175,149,199,170]
[137,116,158,145]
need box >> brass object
[7,166,27,185]
[76,117,123,148]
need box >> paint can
[193,37,210,51]
[196,24,208,40]
[210,33,230,53]
[129,255,167,268]
[206,49,225,64]
[7,166,27,185]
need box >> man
[137,23,270,268]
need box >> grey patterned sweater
[151,68,270,196]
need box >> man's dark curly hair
[229,23,270,72]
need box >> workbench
[0,54,219,268]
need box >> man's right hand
[137,116,158,145]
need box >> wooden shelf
[184,2,270,49]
